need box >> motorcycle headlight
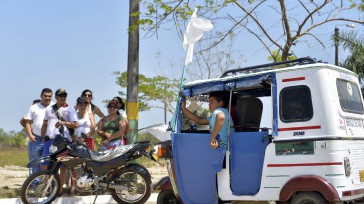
[49,144,58,154]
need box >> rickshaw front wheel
[291,192,327,204]
[157,189,181,204]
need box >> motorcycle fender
[27,156,51,168]
[153,176,172,191]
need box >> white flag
[183,8,213,65]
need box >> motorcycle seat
[88,144,135,162]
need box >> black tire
[291,192,328,204]
[157,189,180,204]
[20,169,61,204]
[111,164,152,204]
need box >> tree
[158,33,246,81]
[0,128,27,148]
[114,71,180,114]
[187,33,246,80]
[338,30,364,77]
[267,50,297,62]
[9,130,26,148]
[140,0,364,62]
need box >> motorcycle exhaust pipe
[99,182,129,191]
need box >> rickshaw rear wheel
[291,192,327,204]
[157,189,180,204]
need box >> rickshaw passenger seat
[236,97,263,132]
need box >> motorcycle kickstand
[93,192,99,204]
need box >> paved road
[0,194,158,204]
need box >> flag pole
[169,8,213,132]
[170,48,189,132]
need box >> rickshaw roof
[182,62,356,97]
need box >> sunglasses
[78,102,89,105]
[83,94,92,97]
[57,94,67,97]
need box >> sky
[0,1,362,133]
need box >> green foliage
[349,0,364,11]
[267,50,297,62]
[338,30,364,77]
[139,0,363,63]
[0,128,27,149]
[113,71,179,113]
[140,0,229,37]
[0,128,11,146]
[9,131,27,148]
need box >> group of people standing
[20,88,128,195]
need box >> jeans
[28,134,44,175]
[41,139,53,166]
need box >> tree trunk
[281,44,291,62]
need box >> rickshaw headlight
[344,157,351,177]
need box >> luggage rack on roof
[221,57,319,78]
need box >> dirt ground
[0,164,168,189]
[0,165,29,188]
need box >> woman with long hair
[75,89,105,118]
[112,96,129,137]
[97,100,127,151]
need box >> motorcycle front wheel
[21,169,61,204]
[111,164,152,204]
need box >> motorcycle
[20,126,158,204]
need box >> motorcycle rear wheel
[111,164,152,204]
[21,169,61,204]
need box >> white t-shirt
[75,113,91,138]
[25,102,54,135]
[44,104,78,139]
[120,110,127,118]
[86,104,93,114]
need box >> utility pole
[334,27,339,66]
[334,24,355,66]
[127,0,139,144]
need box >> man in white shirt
[24,88,53,174]
[41,88,78,195]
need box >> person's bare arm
[25,121,36,142]
[124,118,129,136]
[20,117,26,127]
[97,118,108,139]
[41,120,48,138]
[94,106,105,118]
[57,121,78,128]
[210,112,225,149]
[88,113,95,138]
[181,100,209,125]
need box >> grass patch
[0,147,28,167]
[0,187,20,198]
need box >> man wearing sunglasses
[40,88,78,196]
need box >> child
[181,91,233,149]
